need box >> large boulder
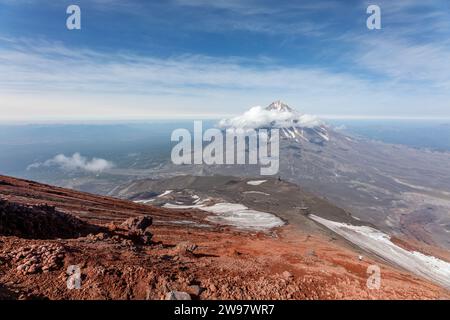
[121,215,153,231]
[0,199,96,239]
[120,215,153,245]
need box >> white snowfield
[157,190,173,197]
[163,202,284,231]
[163,203,202,209]
[309,215,450,289]
[202,203,284,230]
[246,180,267,186]
[243,191,270,196]
[133,199,154,204]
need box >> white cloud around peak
[219,105,322,129]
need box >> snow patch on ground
[163,201,283,231]
[247,180,267,186]
[243,191,270,196]
[133,199,154,204]
[157,190,173,197]
[203,203,284,230]
[309,214,450,289]
[163,203,202,210]
[155,219,210,228]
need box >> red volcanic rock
[121,216,153,231]
[0,175,448,300]
[2,244,66,275]
[175,241,197,255]
[121,216,153,245]
[0,200,96,239]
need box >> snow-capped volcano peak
[266,100,293,112]
[219,101,322,130]
[218,101,330,144]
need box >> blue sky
[0,0,450,121]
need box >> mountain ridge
[1,174,449,299]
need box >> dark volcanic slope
[0,200,96,239]
[110,175,365,233]
[111,174,450,290]
[0,175,203,225]
[156,126,450,250]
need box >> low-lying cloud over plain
[27,153,114,173]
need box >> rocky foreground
[0,175,448,300]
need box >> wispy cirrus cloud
[0,37,369,93]
[0,35,449,120]
[355,36,450,88]
[0,1,449,120]
[171,0,339,36]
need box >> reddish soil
[391,235,450,263]
[0,175,448,300]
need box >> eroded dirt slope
[0,175,448,300]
